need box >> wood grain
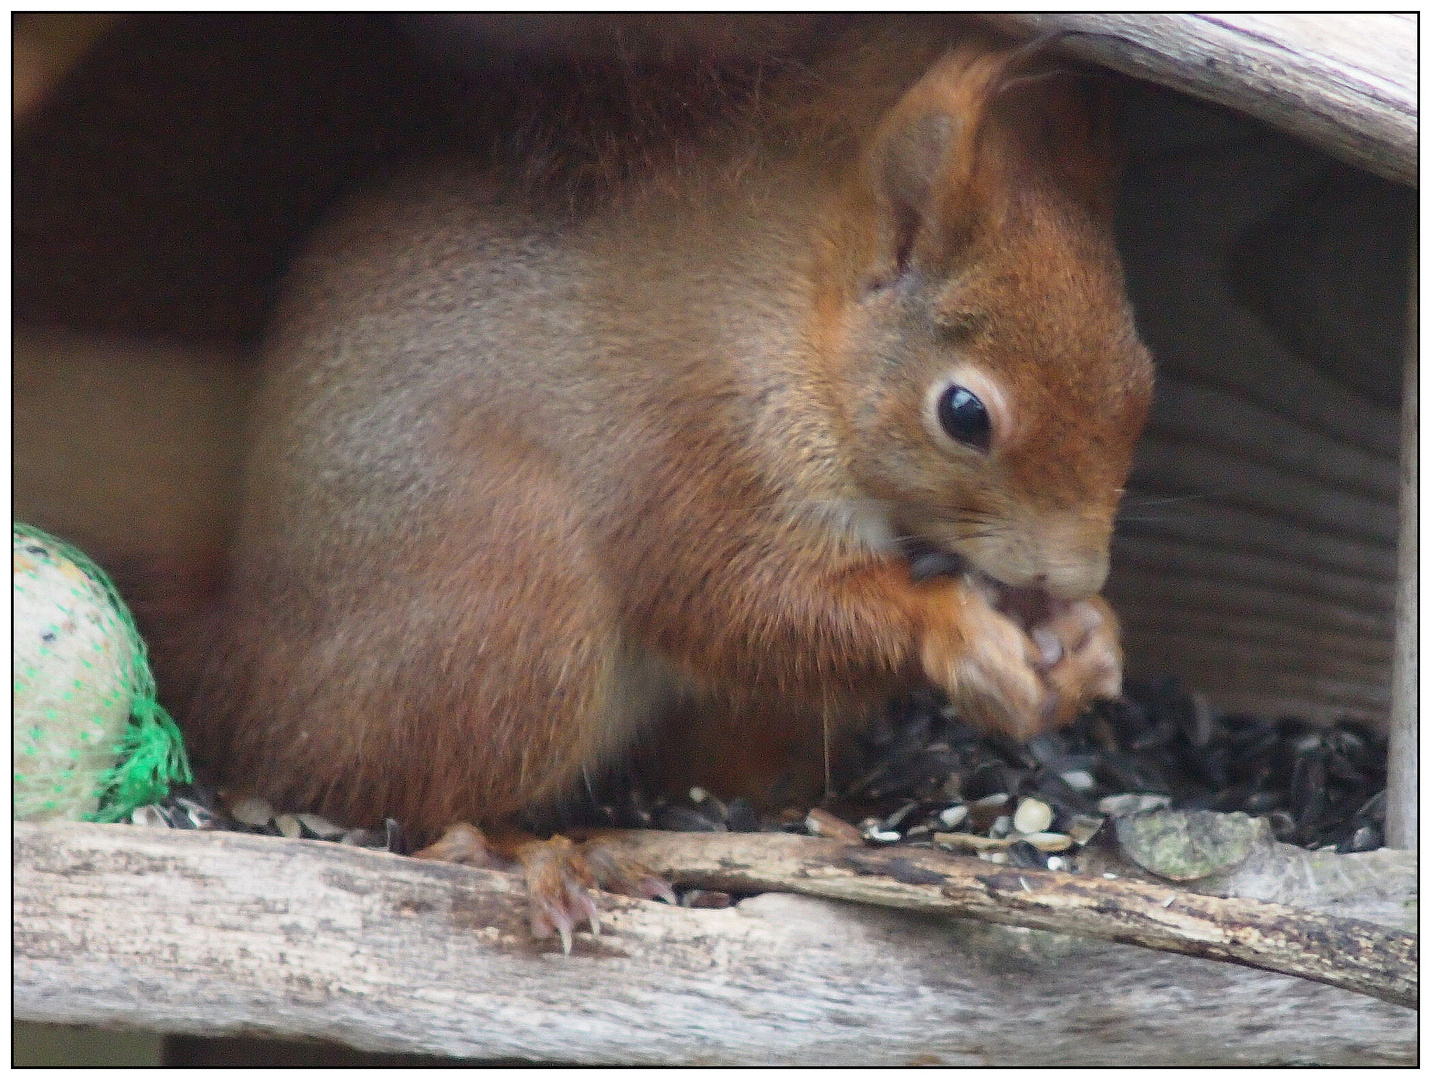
[984,14,1416,185]
[1386,249,1418,848]
[605,832,1416,1008]
[14,822,1416,1065]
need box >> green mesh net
[13,522,191,823]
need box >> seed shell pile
[129,677,1388,884]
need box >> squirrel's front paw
[1033,594,1123,728]
[921,588,1050,740]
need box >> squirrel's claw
[527,871,601,955]
[517,834,603,952]
[582,843,678,905]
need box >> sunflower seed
[1059,769,1097,792]
[937,803,969,829]
[657,804,727,833]
[1065,814,1106,846]
[229,795,276,827]
[1338,824,1382,853]
[725,797,761,833]
[275,813,303,840]
[296,813,345,839]
[1098,793,1170,817]
[933,832,1010,852]
[1012,797,1053,835]
[131,805,171,829]
[881,801,920,831]
[968,792,1010,830]
[1006,840,1048,869]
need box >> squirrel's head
[813,39,1153,600]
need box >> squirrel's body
[188,23,1153,836]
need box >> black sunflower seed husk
[1005,840,1049,870]
[158,676,1388,861]
[827,678,1387,855]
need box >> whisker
[1114,512,1194,525]
[1120,494,1207,507]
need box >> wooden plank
[1118,651,1389,719]
[12,822,1417,1065]
[1120,628,1389,699]
[13,14,122,121]
[1386,246,1418,848]
[1130,439,1397,547]
[1159,690,1378,729]
[985,14,1416,185]
[1116,494,1396,582]
[1147,376,1398,503]
[1122,180,1403,463]
[598,832,1416,1008]
[1112,534,1396,618]
[1116,603,1391,666]
[1106,567,1392,641]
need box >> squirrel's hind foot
[414,823,674,954]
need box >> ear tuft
[1027,72,1121,220]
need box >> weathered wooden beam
[984,13,1416,186]
[1117,494,1396,583]
[1143,690,1373,731]
[1117,669,1383,726]
[13,822,1416,1065]
[600,832,1417,1009]
[13,14,122,121]
[1119,627,1388,692]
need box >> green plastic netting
[13,522,191,823]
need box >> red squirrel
[187,23,1153,946]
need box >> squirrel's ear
[866,109,957,285]
[861,40,1117,284]
[862,45,1021,284]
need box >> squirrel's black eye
[937,384,991,451]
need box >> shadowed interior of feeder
[1107,81,1409,728]
[13,14,1410,747]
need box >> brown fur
[186,21,1153,832]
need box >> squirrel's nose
[1044,552,1109,601]
[1034,515,1112,600]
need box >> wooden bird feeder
[12,14,1417,1066]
